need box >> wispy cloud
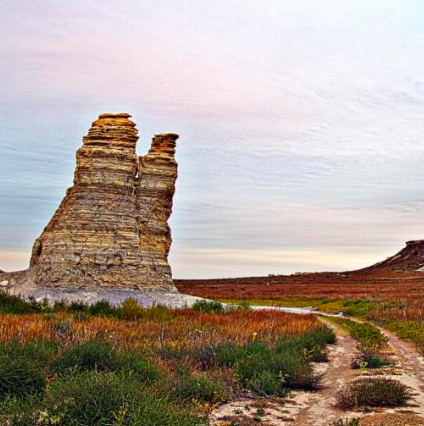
[1,0,424,277]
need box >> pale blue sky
[1,0,424,278]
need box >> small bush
[231,340,321,392]
[116,298,174,321]
[116,350,162,383]
[226,300,252,312]
[0,292,44,314]
[52,340,117,373]
[88,300,116,316]
[67,301,88,313]
[216,343,243,367]
[337,378,411,408]
[117,298,144,320]
[0,341,56,399]
[192,300,225,314]
[0,341,52,399]
[249,370,287,397]
[276,326,335,363]
[272,348,322,389]
[43,371,145,425]
[52,340,160,382]
[175,368,229,404]
[333,419,360,426]
[351,352,391,369]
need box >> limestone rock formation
[24,113,179,291]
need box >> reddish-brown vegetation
[0,309,322,350]
[176,240,424,303]
[175,272,424,302]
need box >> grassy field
[177,281,424,355]
[0,294,335,426]
[217,296,424,354]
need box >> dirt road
[211,319,424,425]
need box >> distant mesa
[363,239,424,274]
[1,113,179,294]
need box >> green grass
[0,323,335,424]
[0,292,176,322]
[219,296,424,357]
[43,370,204,426]
[191,300,225,314]
[325,317,388,351]
[52,340,161,383]
[384,320,424,346]
[218,297,403,319]
[218,297,329,308]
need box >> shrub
[232,340,321,392]
[43,371,149,425]
[351,352,391,369]
[116,351,162,383]
[191,300,225,314]
[175,368,229,404]
[276,326,335,363]
[0,341,52,399]
[123,393,206,426]
[215,343,243,367]
[52,340,160,382]
[67,301,88,313]
[337,378,411,408]
[0,292,44,314]
[116,298,174,321]
[333,419,360,426]
[117,298,144,320]
[141,305,174,321]
[52,340,118,373]
[88,300,116,316]
[226,300,252,312]
[249,370,287,397]
[272,348,322,389]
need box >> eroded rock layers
[29,113,179,290]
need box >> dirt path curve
[210,317,424,425]
[289,319,359,426]
[209,320,359,426]
[291,320,424,425]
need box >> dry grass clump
[337,378,411,409]
[0,308,322,351]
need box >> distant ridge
[362,240,424,274]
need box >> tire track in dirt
[290,319,359,426]
[377,327,424,417]
[210,313,424,425]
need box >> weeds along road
[212,306,424,425]
[293,317,424,425]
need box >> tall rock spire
[27,113,178,291]
[136,133,179,286]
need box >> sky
[1,0,424,278]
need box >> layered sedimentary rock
[363,240,424,274]
[27,113,179,290]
